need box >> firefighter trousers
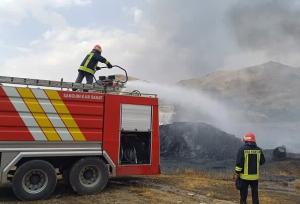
[240,179,259,204]
[73,70,94,92]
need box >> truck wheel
[12,160,57,201]
[69,157,109,195]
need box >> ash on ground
[160,122,242,171]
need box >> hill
[178,61,300,122]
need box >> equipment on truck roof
[0,65,132,94]
[93,65,128,93]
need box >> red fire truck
[0,72,160,200]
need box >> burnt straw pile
[160,122,242,161]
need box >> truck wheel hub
[79,166,100,187]
[30,174,41,185]
[22,169,48,194]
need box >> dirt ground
[0,160,299,204]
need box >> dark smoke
[229,0,300,54]
[135,0,300,82]
[132,0,236,82]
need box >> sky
[1,0,300,83]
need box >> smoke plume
[229,0,300,55]
[126,80,238,133]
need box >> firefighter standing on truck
[234,132,265,204]
[73,44,113,90]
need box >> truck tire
[12,160,57,201]
[69,157,109,195]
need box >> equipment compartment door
[103,94,160,176]
[121,104,152,132]
[119,104,152,165]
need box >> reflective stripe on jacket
[78,50,110,75]
[235,143,265,180]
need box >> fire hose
[93,65,128,85]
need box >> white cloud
[0,0,27,25]
[0,26,148,82]
[73,0,91,6]
[0,0,90,26]
[127,7,143,24]
[1,19,190,83]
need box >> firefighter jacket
[235,142,265,180]
[79,50,111,75]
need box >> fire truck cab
[0,76,160,200]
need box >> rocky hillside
[178,61,300,122]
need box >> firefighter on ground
[234,132,265,204]
[73,44,113,90]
